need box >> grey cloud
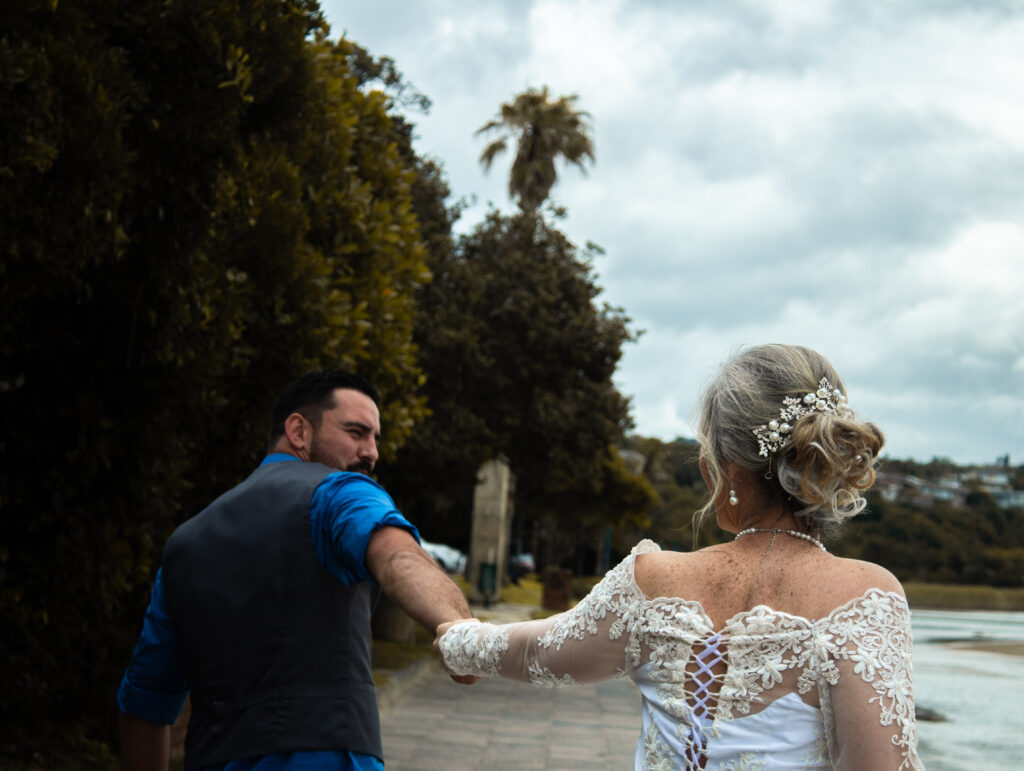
[321,0,1024,463]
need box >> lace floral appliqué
[439,621,509,677]
[527,662,578,687]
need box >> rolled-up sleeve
[310,472,420,585]
[116,569,189,724]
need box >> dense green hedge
[1,2,429,758]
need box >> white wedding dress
[441,540,923,770]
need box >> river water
[912,609,1024,769]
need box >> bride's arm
[827,590,923,770]
[437,556,646,686]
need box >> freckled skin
[634,464,903,633]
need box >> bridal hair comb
[753,377,853,457]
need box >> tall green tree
[379,209,645,555]
[0,2,430,758]
[477,86,595,211]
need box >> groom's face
[309,388,381,475]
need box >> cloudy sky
[321,0,1023,466]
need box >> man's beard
[310,435,372,475]
[345,459,373,475]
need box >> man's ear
[283,412,311,453]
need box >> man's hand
[434,619,479,685]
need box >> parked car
[509,552,536,572]
[421,540,467,575]
[508,552,536,584]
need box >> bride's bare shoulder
[823,556,906,603]
[633,542,736,597]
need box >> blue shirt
[117,455,420,770]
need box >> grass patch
[453,571,547,605]
[530,607,562,620]
[572,575,602,599]
[371,625,436,679]
[454,572,545,605]
[501,574,542,604]
[904,583,1024,611]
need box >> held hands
[434,619,480,685]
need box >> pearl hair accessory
[734,527,827,555]
[753,377,853,457]
[728,489,739,506]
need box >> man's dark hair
[267,369,379,450]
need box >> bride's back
[633,539,903,632]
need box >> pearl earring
[729,489,739,506]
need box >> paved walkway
[379,602,642,770]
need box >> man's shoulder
[167,462,327,543]
[315,470,390,498]
[261,457,337,482]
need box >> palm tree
[477,86,595,212]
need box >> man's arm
[116,569,188,769]
[365,525,473,632]
[119,711,169,771]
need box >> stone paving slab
[380,664,641,770]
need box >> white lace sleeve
[439,542,659,687]
[824,590,923,770]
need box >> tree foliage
[1,2,430,756]
[378,210,645,553]
[838,492,1024,586]
[477,86,595,211]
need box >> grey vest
[162,460,382,769]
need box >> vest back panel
[163,460,382,768]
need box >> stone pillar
[468,457,513,604]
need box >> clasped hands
[434,618,479,685]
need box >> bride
[436,344,923,770]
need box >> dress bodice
[440,540,923,770]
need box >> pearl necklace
[734,528,827,555]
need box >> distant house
[875,472,915,503]
[964,467,1014,493]
[960,465,1024,509]
[992,489,1024,509]
[873,472,963,507]
[873,471,994,509]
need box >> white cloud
[321,0,1024,464]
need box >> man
[117,370,475,770]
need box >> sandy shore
[948,639,1024,657]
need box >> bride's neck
[729,501,809,535]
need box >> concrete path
[379,602,642,770]
[380,666,641,770]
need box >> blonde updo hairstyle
[696,344,884,537]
